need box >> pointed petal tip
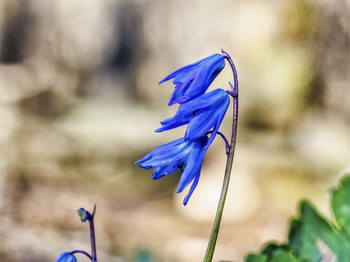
[168,100,176,106]
[138,163,153,169]
[152,174,165,180]
[182,194,190,206]
[135,157,148,165]
[159,74,175,84]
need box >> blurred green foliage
[134,250,157,262]
[245,174,350,262]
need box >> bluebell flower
[159,54,225,105]
[156,89,230,144]
[135,136,210,205]
[55,252,77,262]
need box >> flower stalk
[135,48,240,260]
[203,50,239,262]
[89,205,97,262]
[56,205,98,262]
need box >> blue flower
[55,252,77,262]
[155,89,230,144]
[159,54,225,105]
[135,136,210,205]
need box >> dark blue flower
[159,54,225,105]
[55,252,77,262]
[135,136,210,205]
[155,89,230,144]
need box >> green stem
[203,50,238,262]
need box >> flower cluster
[136,53,232,205]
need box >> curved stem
[222,49,238,97]
[71,250,93,261]
[203,50,239,262]
[217,131,230,155]
[207,131,230,155]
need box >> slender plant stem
[207,131,230,155]
[71,250,93,260]
[90,205,97,262]
[203,50,239,262]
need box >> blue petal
[184,55,225,98]
[136,136,210,205]
[168,81,192,105]
[139,144,191,168]
[207,97,230,145]
[185,92,230,143]
[175,89,227,116]
[172,67,197,85]
[55,252,77,262]
[135,138,187,166]
[157,89,222,132]
[176,137,208,193]
[155,105,193,132]
[136,138,196,180]
[181,88,228,111]
[157,89,230,140]
[153,164,179,180]
[159,54,218,84]
[185,111,219,140]
[182,171,200,205]
[159,54,225,105]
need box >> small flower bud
[77,208,91,222]
[55,252,77,262]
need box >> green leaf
[269,249,300,262]
[261,243,289,258]
[245,253,267,262]
[288,201,337,261]
[245,245,301,262]
[244,175,350,262]
[331,174,350,236]
[134,250,156,262]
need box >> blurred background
[0,0,349,261]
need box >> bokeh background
[0,0,350,261]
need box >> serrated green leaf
[329,174,350,261]
[331,174,350,236]
[261,243,289,258]
[269,249,300,262]
[245,246,302,262]
[288,201,337,261]
[244,175,350,262]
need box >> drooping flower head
[156,88,230,145]
[159,54,225,105]
[55,252,77,262]
[135,136,210,205]
[136,52,233,205]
